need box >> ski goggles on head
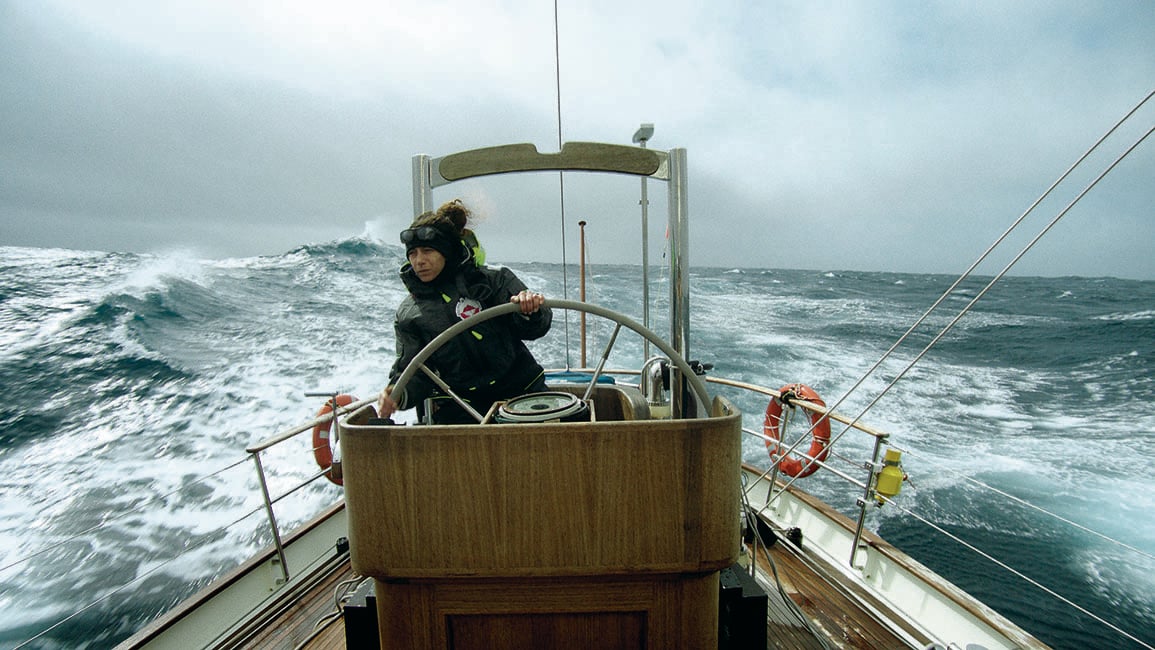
[399,225,446,245]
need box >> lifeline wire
[879,493,1155,650]
[13,478,280,649]
[0,454,251,575]
[893,444,1155,564]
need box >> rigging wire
[770,118,1155,572]
[552,0,573,369]
[776,88,1155,480]
[819,119,1154,462]
[755,91,1155,640]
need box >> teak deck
[754,542,910,649]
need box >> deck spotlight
[633,123,654,145]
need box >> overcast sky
[2,1,1153,278]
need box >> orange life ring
[312,394,355,486]
[763,383,831,478]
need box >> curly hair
[434,199,471,234]
[408,198,471,234]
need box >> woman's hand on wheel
[511,290,544,315]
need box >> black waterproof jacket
[388,262,552,419]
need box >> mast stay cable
[551,0,574,370]
[777,88,1155,474]
[774,114,1154,507]
[820,118,1155,460]
[765,91,1155,616]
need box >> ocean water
[1,241,1153,649]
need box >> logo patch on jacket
[455,297,483,320]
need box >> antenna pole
[632,123,654,360]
